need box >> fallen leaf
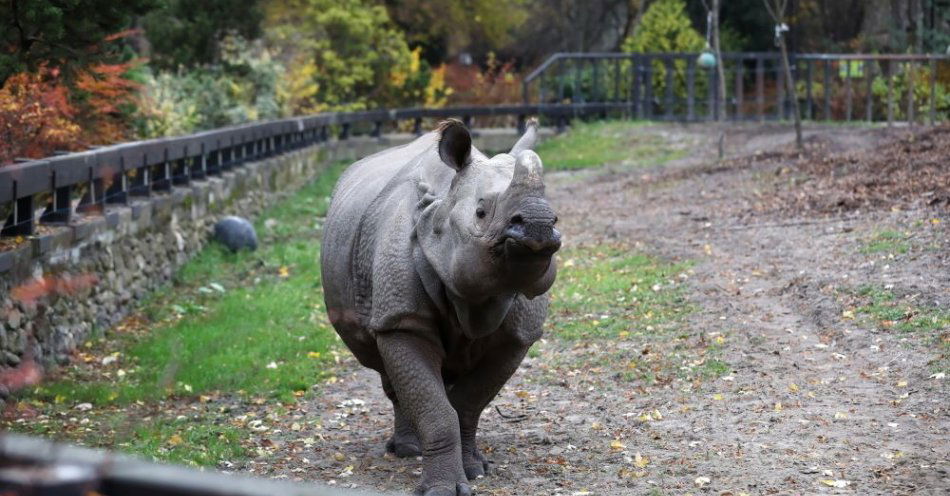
[820,479,850,488]
[307,351,321,359]
[712,393,724,401]
[168,434,183,446]
[610,440,625,452]
[633,452,649,468]
[788,383,800,393]
[695,476,711,486]
[278,266,290,278]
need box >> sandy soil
[249,123,949,495]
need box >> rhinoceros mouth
[499,225,562,259]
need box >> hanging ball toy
[698,43,717,69]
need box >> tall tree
[142,0,264,70]
[762,0,802,150]
[382,0,528,65]
[1,0,158,87]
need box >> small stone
[3,351,20,366]
[213,216,258,252]
[6,309,21,329]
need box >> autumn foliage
[0,69,82,165]
[0,60,141,166]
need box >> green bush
[137,35,285,137]
[622,0,706,104]
[871,64,950,121]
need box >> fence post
[573,59,582,104]
[776,55,785,120]
[664,57,674,120]
[823,59,832,121]
[632,56,642,119]
[735,56,744,121]
[1,190,33,237]
[687,57,696,122]
[931,58,938,125]
[806,59,813,120]
[907,61,915,126]
[644,58,653,120]
[40,175,71,224]
[886,59,894,127]
[756,56,765,121]
[613,59,620,102]
[845,58,853,122]
[866,61,874,122]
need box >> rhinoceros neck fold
[446,291,517,340]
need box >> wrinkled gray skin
[320,119,560,496]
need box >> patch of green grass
[855,285,949,333]
[536,120,685,170]
[860,230,910,255]
[124,418,246,467]
[33,161,348,407]
[549,244,693,340]
[854,285,950,373]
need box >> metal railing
[0,432,387,496]
[0,103,618,239]
[522,52,950,125]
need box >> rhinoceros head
[416,119,560,301]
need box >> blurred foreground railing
[523,52,950,125]
[0,433,389,496]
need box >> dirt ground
[246,123,948,495]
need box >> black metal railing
[0,104,622,239]
[0,433,382,496]
[522,52,950,125]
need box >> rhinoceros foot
[386,433,422,458]
[416,482,472,496]
[463,448,490,480]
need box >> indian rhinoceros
[320,119,560,496]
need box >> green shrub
[137,35,285,137]
[871,63,950,121]
[622,0,706,104]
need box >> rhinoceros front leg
[448,341,531,480]
[380,374,422,457]
[377,332,471,496]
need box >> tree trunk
[777,36,803,150]
[712,0,727,120]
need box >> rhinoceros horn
[508,150,545,194]
[510,117,539,156]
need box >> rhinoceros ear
[437,119,472,171]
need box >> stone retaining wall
[0,129,538,372]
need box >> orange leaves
[0,69,82,164]
[0,37,142,165]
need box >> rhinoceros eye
[475,206,486,219]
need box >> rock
[213,216,258,252]
[3,351,20,366]
[6,309,20,329]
